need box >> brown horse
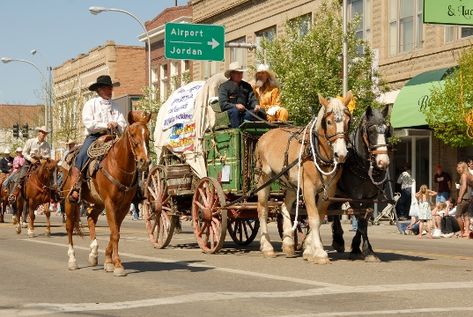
[255,92,352,264]
[63,110,150,276]
[14,159,58,237]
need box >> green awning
[391,67,454,128]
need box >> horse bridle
[321,109,352,145]
[361,122,389,157]
[126,122,149,165]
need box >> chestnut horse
[14,159,58,237]
[63,111,150,276]
[255,92,352,264]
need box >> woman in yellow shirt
[253,64,289,122]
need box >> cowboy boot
[68,167,82,203]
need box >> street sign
[165,22,225,61]
[424,0,473,25]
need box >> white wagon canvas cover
[153,72,227,179]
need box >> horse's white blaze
[333,121,348,162]
[375,134,389,169]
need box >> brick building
[0,104,44,152]
[52,41,146,146]
[190,0,473,189]
[140,4,192,102]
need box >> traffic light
[12,123,19,138]
[22,123,29,138]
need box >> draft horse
[255,92,352,264]
[14,159,58,237]
[63,110,150,276]
[332,106,391,261]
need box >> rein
[355,119,389,186]
[98,124,145,192]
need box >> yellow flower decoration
[337,96,356,113]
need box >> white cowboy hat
[224,61,247,78]
[35,126,49,134]
[255,63,276,81]
[3,149,10,155]
[15,147,23,152]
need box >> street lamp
[1,56,49,134]
[89,6,152,96]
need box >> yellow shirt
[253,85,281,111]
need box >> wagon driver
[218,61,265,128]
[69,75,127,202]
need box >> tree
[258,0,380,125]
[422,49,473,148]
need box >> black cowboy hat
[88,75,120,91]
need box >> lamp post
[342,0,348,96]
[89,6,152,97]
[1,57,49,135]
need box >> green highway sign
[424,0,473,25]
[165,22,225,61]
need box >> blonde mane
[315,97,346,130]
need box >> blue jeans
[227,108,265,128]
[75,134,101,173]
[436,192,449,203]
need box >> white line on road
[277,307,473,317]
[9,239,473,316]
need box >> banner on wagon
[162,81,205,131]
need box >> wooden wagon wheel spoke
[197,188,209,206]
[228,218,260,246]
[194,200,206,211]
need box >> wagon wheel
[192,177,227,253]
[227,218,260,246]
[144,165,175,249]
[277,214,309,251]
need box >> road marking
[278,307,473,317]
[6,283,473,316]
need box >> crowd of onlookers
[396,160,473,239]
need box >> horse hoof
[68,262,79,271]
[311,256,331,264]
[262,250,276,258]
[113,267,127,277]
[16,226,21,234]
[104,263,114,272]
[365,255,381,263]
[12,218,17,225]
[332,243,345,253]
[349,252,364,261]
[282,245,296,257]
[21,222,27,228]
[88,256,98,267]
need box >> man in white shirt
[10,126,51,200]
[396,163,413,220]
[69,75,127,202]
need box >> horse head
[360,106,390,170]
[127,110,151,171]
[317,91,352,163]
[38,158,58,178]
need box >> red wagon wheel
[144,165,175,249]
[192,177,227,253]
[227,218,260,246]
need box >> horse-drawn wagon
[143,74,287,253]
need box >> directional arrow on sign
[207,38,220,49]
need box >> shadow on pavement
[124,260,212,274]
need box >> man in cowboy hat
[0,149,11,174]
[68,75,127,202]
[253,64,288,122]
[218,61,264,128]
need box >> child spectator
[415,184,437,239]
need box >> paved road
[0,213,472,317]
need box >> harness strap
[99,166,138,192]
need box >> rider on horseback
[9,127,51,201]
[68,75,127,203]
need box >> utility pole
[342,0,348,96]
